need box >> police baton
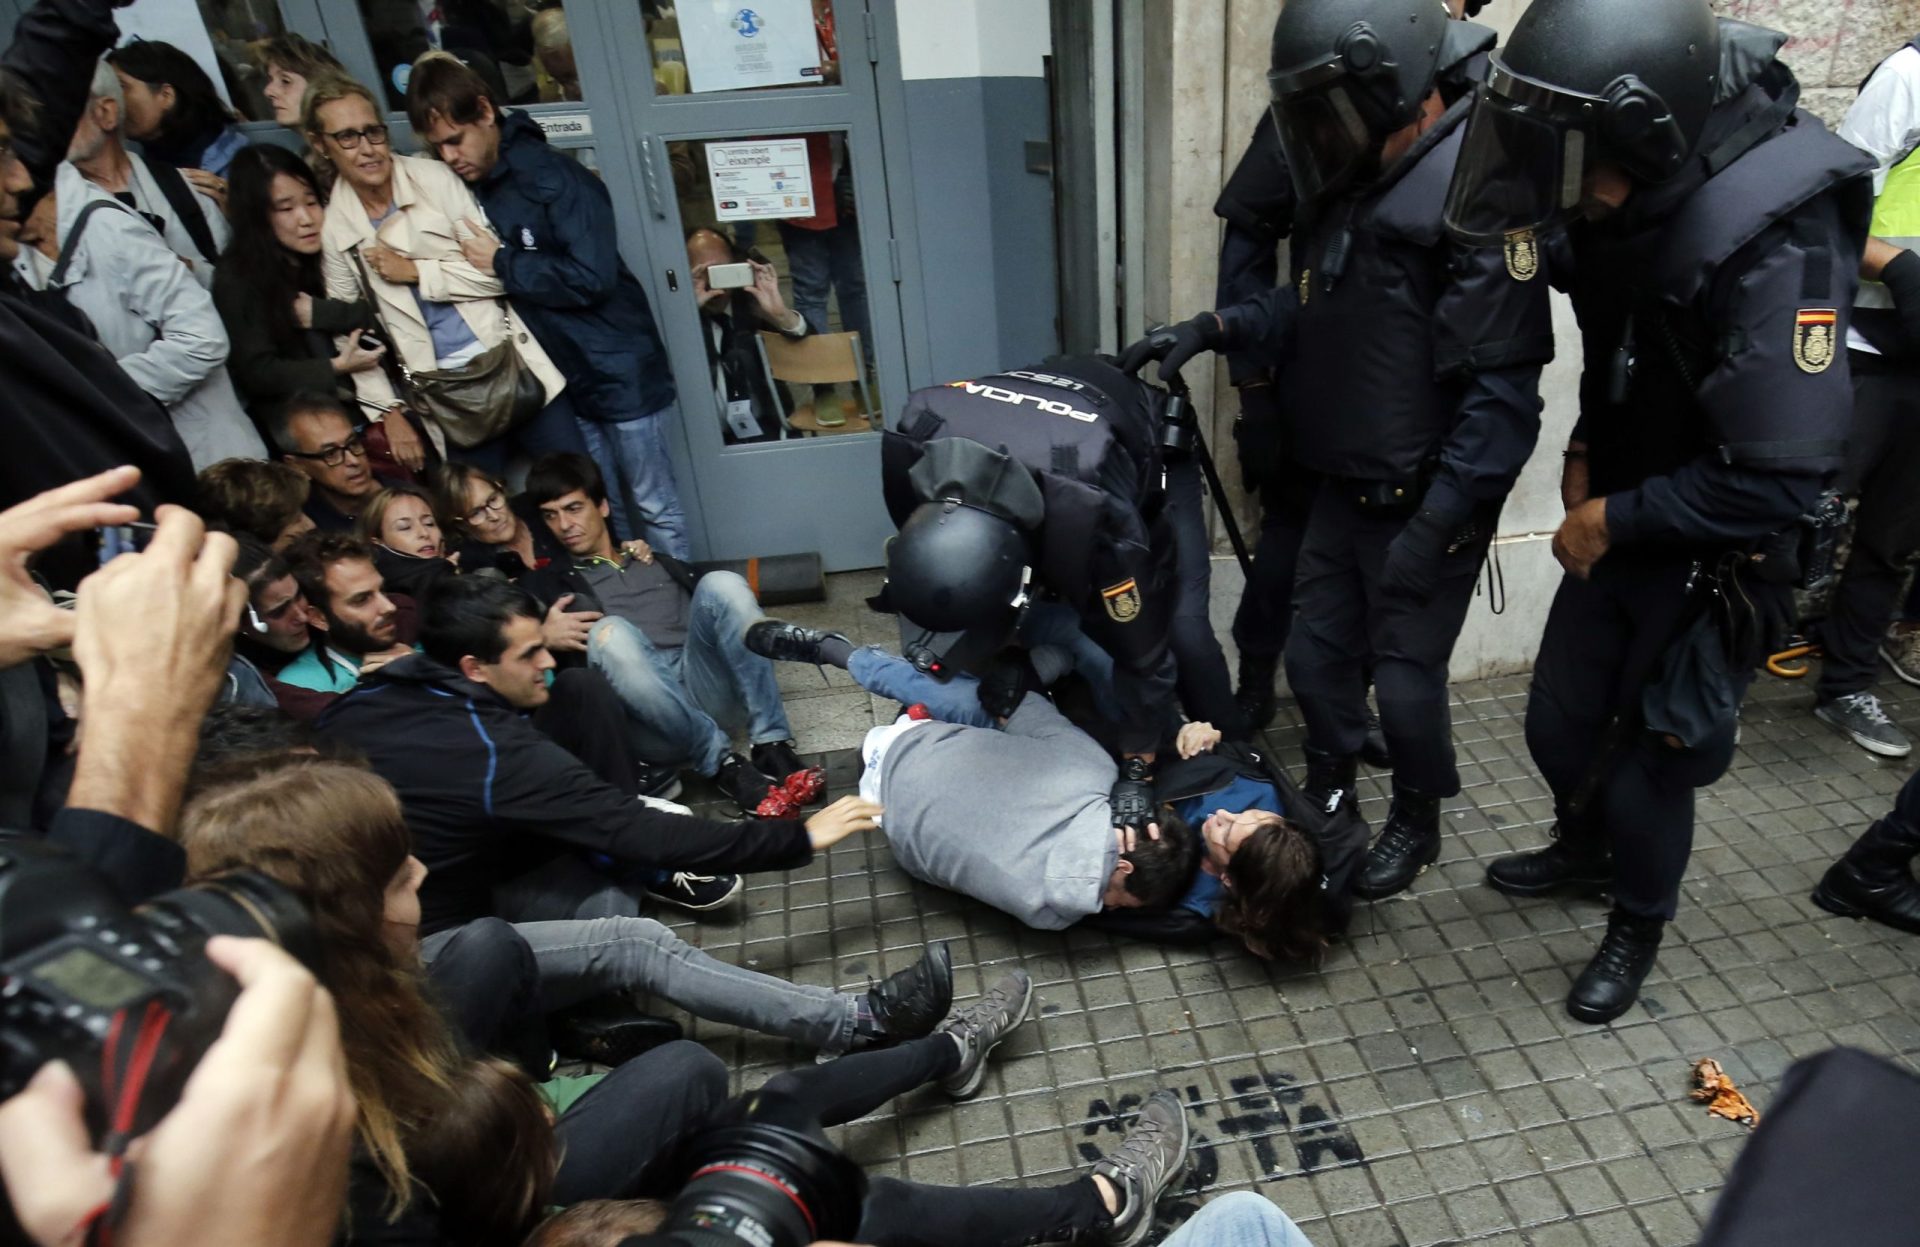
[1160,371,1255,579]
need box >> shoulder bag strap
[145,159,220,263]
[51,199,135,288]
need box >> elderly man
[271,393,389,531]
[67,57,226,286]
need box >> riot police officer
[1446,0,1873,1022]
[878,357,1204,834]
[1125,0,1553,903]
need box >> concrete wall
[894,1,1061,383]
[1144,0,1916,681]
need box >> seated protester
[13,167,267,470]
[357,482,458,599]
[522,453,811,812]
[68,58,227,288]
[198,457,317,551]
[280,530,416,695]
[756,624,1368,959]
[271,391,392,530]
[216,145,386,430]
[314,576,956,1059]
[687,226,807,444]
[438,460,567,578]
[228,535,344,721]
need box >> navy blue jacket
[475,111,676,423]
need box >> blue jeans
[451,388,591,475]
[576,407,691,560]
[847,646,996,728]
[587,572,791,773]
[1019,602,1123,722]
[1163,1193,1315,1247]
[777,221,869,352]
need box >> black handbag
[351,248,546,449]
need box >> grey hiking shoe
[1883,626,1920,687]
[1815,692,1913,759]
[936,967,1034,1099]
[1092,1089,1190,1247]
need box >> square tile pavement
[649,571,1920,1246]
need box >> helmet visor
[1270,74,1378,206]
[1444,77,1595,245]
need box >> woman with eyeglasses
[305,71,589,476]
[437,461,566,577]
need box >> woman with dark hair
[438,460,566,576]
[213,144,385,426]
[108,41,246,177]
[181,760,1190,1247]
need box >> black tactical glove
[1379,503,1474,605]
[1233,384,1285,494]
[977,649,1040,720]
[1110,757,1155,835]
[1880,249,1920,350]
[1117,313,1225,383]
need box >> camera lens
[140,871,319,969]
[663,1090,867,1247]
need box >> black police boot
[1353,786,1441,900]
[1301,746,1358,816]
[551,998,684,1067]
[1235,652,1279,733]
[1360,708,1393,769]
[1567,909,1665,1025]
[1486,823,1613,898]
[1811,814,1920,935]
[860,941,954,1045]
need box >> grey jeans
[419,855,857,1053]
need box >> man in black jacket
[1,0,194,588]
[315,575,953,1058]
[523,453,809,811]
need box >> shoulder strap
[51,199,135,287]
[145,159,220,263]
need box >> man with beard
[277,530,412,695]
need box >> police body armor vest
[1279,104,1470,484]
[1585,101,1873,496]
[881,358,1167,609]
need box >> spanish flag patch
[1792,309,1837,374]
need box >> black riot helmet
[1267,0,1453,205]
[1444,0,1722,244]
[885,500,1032,637]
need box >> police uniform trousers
[1526,553,1750,921]
[1818,352,1920,701]
[1165,457,1249,736]
[1231,459,1322,665]
[1283,485,1495,797]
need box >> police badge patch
[1503,230,1539,282]
[1101,579,1141,623]
[1793,309,1837,374]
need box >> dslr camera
[0,838,313,1143]
[626,1089,866,1247]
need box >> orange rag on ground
[1690,1058,1760,1127]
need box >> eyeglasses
[288,431,368,467]
[323,124,390,151]
[465,489,507,525]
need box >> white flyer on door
[707,139,815,222]
[679,0,821,94]
[115,0,236,106]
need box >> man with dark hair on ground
[314,574,957,1058]
[278,530,413,695]
[270,392,388,532]
[199,458,317,551]
[522,452,809,813]
[406,52,689,558]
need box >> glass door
[595,0,901,570]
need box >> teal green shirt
[275,645,363,694]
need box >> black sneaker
[864,941,954,1042]
[752,739,811,786]
[745,619,848,665]
[1093,1089,1190,1247]
[646,871,743,911]
[551,999,683,1067]
[637,762,683,802]
[714,752,777,813]
[938,968,1035,1099]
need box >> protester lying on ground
[356,482,458,599]
[751,622,1368,958]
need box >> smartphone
[95,521,159,567]
[357,332,384,352]
[707,261,753,290]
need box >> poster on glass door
[115,0,237,107]
[679,0,821,93]
[707,139,815,222]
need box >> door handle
[638,135,666,220]
[666,268,679,292]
